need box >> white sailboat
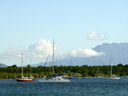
[38,40,70,83]
[110,65,120,79]
[97,66,102,78]
[109,58,120,79]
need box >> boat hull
[109,75,120,79]
[16,78,34,82]
[38,78,70,82]
[109,77,120,79]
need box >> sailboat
[38,40,70,83]
[109,65,120,79]
[97,66,102,78]
[16,53,34,82]
[109,58,120,79]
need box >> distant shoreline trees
[0,63,127,79]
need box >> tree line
[0,63,128,79]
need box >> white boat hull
[109,74,120,79]
[109,77,120,79]
[38,76,70,83]
[38,78,70,82]
[38,79,70,82]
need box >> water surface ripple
[0,77,128,96]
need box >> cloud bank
[57,48,104,60]
[0,38,104,65]
[87,31,106,40]
[0,39,53,62]
[71,48,103,57]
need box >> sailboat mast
[21,53,23,78]
[110,58,112,76]
[98,66,99,76]
[70,60,72,66]
[111,65,112,76]
[30,58,32,77]
[52,40,54,74]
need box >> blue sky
[0,0,128,65]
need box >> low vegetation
[0,64,127,79]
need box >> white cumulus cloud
[0,39,54,64]
[26,39,53,58]
[87,31,106,40]
[0,47,22,59]
[57,48,104,60]
[70,48,104,57]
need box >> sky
[0,0,128,66]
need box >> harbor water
[0,77,128,96]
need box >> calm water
[0,77,128,96]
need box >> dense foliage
[0,64,128,79]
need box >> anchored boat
[16,53,34,82]
[38,40,70,83]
